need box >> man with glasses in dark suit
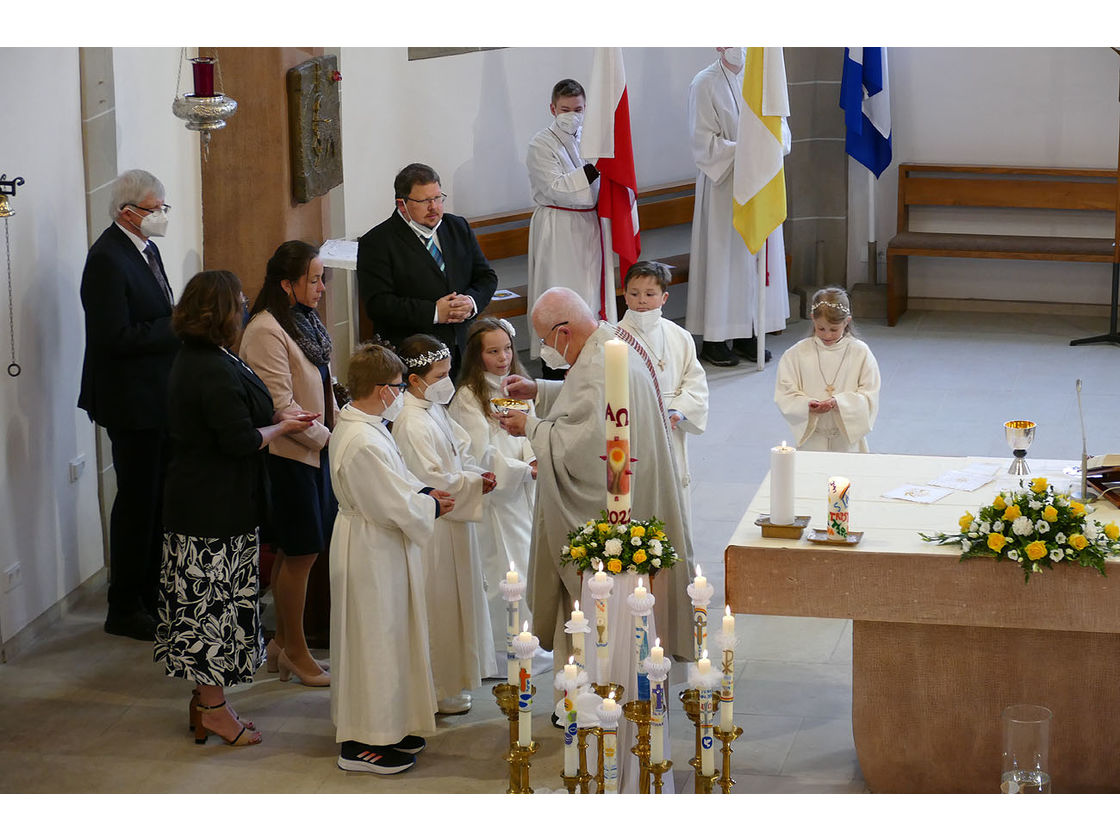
[356,163,498,380]
[79,169,179,641]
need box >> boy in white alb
[618,261,709,503]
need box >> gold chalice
[1004,420,1037,476]
[490,397,529,416]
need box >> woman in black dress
[155,270,317,747]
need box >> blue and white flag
[840,47,892,178]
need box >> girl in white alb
[448,318,544,677]
[391,334,496,716]
[774,287,881,452]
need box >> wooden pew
[885,164,1118,326]
[472,179,696,320]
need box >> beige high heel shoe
[267,638,329,674]
[277,650,330,687]
[194,700,262,747]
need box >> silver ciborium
[1004,420,1037,475]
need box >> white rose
[1055,532,1066,544]
[1011,516,1033,537]
[1084,521,1099,539]
[631,537,642,546]
[649,540,663,557]
[1050,549,1063,562]
[651,558,662,568]
[561,545,570,555]
[979,521,991,534]
[1008,549,1019,561]
[604,539,622,557]
[616,525,628,534]
[992,520,1004,532]
[961,540,972,552]
[1036,520,1050,534]
[1028,499,1043,510]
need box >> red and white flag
[581,47,641,315]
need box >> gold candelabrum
[492,682,537,794]
[622,699,652,793]
[590,682,625,792]
[714,723,744,794]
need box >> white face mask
[722,47,745,71]
[401,208,442,239]
[539,334,570,371]
[140,208,169,238]
[381,388,404,422]
[423,375,455,405]
[554,111,583,135]
[623,307,663,332]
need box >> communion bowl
[491,397,530,416]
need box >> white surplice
[392,392,495,700]
[328,403,439,746]
[526,122,613,349]
[524,323,694,662]
[618,310,709,494]
[774,334,881,452]
[686,59,790,341]
[448,373,541,677]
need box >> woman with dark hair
[240,240,338,687]
[156,270,317,747]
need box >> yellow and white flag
[732,47,789,255]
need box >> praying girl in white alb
[774,287,881,452]
[448,317,545,678]
[392,334,496,716]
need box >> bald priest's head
[531,287,599,370]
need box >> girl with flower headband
[391,333,497,714]
[449,317,548,677]
[774,287,881,452]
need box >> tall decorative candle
[570,600,585,671]
[588,563,613,686]
[598,693,622,793]
[770,441,796,525]
[827,476,851,540]
[645,638,671,767]
[687,564,715,662]
[499,562,523,687]
[563,657,578,776]
[698,651,715,775]
[720,606,735,732]
[604,338,631,525]
[628,577,654,701]
[516,622,534,747]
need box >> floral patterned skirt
[154,530,264,686]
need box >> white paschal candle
[827,476,851,540]
[721,606,735,732]
[517,621,533,747]
[563,656,578,775]
[770,441,796,525]
[604,338,631,522]
[698,650,715,775]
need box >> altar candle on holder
[827,476,851,541]
[691,565,708,660]
[563,656,578,775]
[506,563,519,584]
[593,563,610,685]
[506,561,520,686]
[604,338,631,522]
[720,607,735,733]
[601,692,619,793]
[570,600,585,670]
[698,649,715,775]
[770,441,796,526]
[650,636,664,665]
[517,621,533,746]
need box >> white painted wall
[336,47,714,235]
[0,48,203,644]
[848,47,1120,303]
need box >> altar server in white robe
[448,317,549,677]
[329,342,455,775]
[498,288,694,661]
[619,262,709,510]
[392,334,497,715]
[687,47,790,367]
[526,78,609,373]
[775,287,881,453]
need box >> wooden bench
[471,179,696,320]
[886,164,1118,326]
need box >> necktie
[144,242,174,304]
[425,236,446,272]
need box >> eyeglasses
[377,382,409,393]
[404,193,447,208]
[538,321,569,348]
[126,202,171,215]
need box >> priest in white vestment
[687,47,790,367]
[329,345,453,774]
[499,288,694,662]
[526,78,610,364]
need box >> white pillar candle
[827,476,851,540]
[506,563,519,584]
[650,637,664,665]
[517,621,533,747]
[604,338,631,524]
[722,605,735,636]
[691,565,708,661]
[506,586,520,687]
[592,563,611,686]
[570,600,585,672]
[698,650,715,776]
[721,608,735,733]
[563,656,578,775]
[601,693,619,793]
[650,677,666,765]
[770,441,796,525]
[634,576,647,599]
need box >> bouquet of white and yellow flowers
[920,477,1120,582]
[561,511,679,576]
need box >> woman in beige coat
[241,241,338,687]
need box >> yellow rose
[987,533,1008,553]
[1041,506,1058,522]
[1069,534,1089,551]
[1105,522,1120,541]
[606,558,623,574]
[633,549,647,564]
[1070,502,1086,518]
[959,512,975,531]
[653,530,665,540]
[1025,541,1048,561]
[1031,477,1049,494]
[992,496,1007,511]
[1002,504,1021,522]
[570,546,586,560]
[597,522,611,534]
[629,525,646,539]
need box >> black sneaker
[337,741,415,775]
[700,340,739,367]
[732,337,772,363]
[104,610,157,641]
[391,734,426,755]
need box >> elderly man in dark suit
[79,169,180,641]
[356,163,498,379]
